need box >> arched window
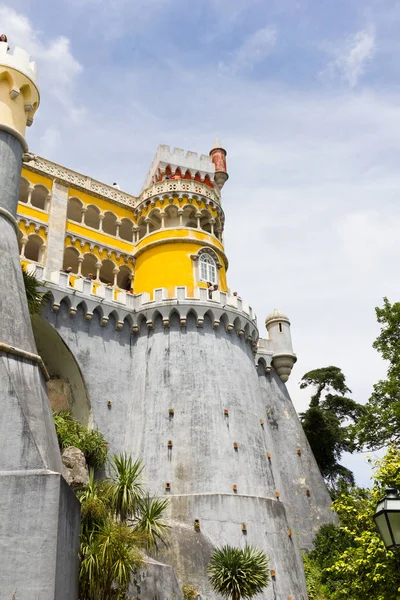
[25,234,44,263]
[31,185,49,211]
[67,198,83,223]
[199,253,217,284]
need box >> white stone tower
[0,41,80,599]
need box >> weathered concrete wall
[0,470,80,600]
[0,129,80,598]
[258,367,337,549]
[40,302,334,597]
[131,558,184,600]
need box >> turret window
[279,323,283,333]
[199,253,217,284]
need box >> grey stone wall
[40,302,335,598]
[0,129,80,598]
[0,471,80,600]
[258,367,337,549]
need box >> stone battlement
[0,42,38,84]
[141,144,216,192]
[138,177,221,208]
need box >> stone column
[0,42,80,599]
[26,184,34,205]
[95,261,102,281]
[20,235,28,257]
[113,267,119,287]
[77,255,84,276]
[44,180,69,279]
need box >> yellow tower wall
[134,234,228,297]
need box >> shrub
[53,410,108,469]
[182,584,198,600]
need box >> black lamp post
[374,488,400,550]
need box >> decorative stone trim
[0,340,49,381]
[23,156,138,208]
[18,216,48,234]
[65,232,135,265]
[0,207,19,234]
[138,179,221,207]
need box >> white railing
[43,270,256,321]
[138,179,221,206]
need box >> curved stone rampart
[39,301,313,598]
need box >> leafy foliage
[304,446,400,600]
[78,454,170,600]
[299,367,365,489]
[53,410,108,469]
[355,298,400,449]
[22,266,50,315]
[108,454,145,521]
[134,494,171,552]
[182,584,199,599]
[207,545,270,600]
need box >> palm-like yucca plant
[108,454,145,521]
[207,545,270,600]
[134,494,171,552]
[78,470,108,536]
[22,266,50,315]
[79,521,144,600]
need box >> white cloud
[220,26,277,73]
[7,3,397,486]
[327,28,376,87]
[0,6,83,129]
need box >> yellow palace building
[18,142,229,299]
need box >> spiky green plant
[22,266,50,315]
[134,494,171,551]
[108,454,145,521]
[78,470,109,536]
[207,545,270,600]
[79,521,144,600]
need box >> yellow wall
[68,188,135,221]
[66,221,133,254]
[134,239,227,298]
[21,168,52,189]
[18,203,49,223]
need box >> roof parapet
[0,42,38,84]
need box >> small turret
[265,309,297,382]
[210,138,228,189]
[0,42,39,150]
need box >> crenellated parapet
[141,145,216,192]
[0,42,40,148]
[30,268,297,380]
[32,267,257,344]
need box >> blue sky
[4,0,400,485]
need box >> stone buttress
[0,41,80,600]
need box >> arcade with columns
[18,141,229,298]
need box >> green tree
[299,367,365,489]
[78,456,170,600]
[304,446,400,600]
[207,545,270,600]
[22,266,50,315]
[355,297,400,450]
